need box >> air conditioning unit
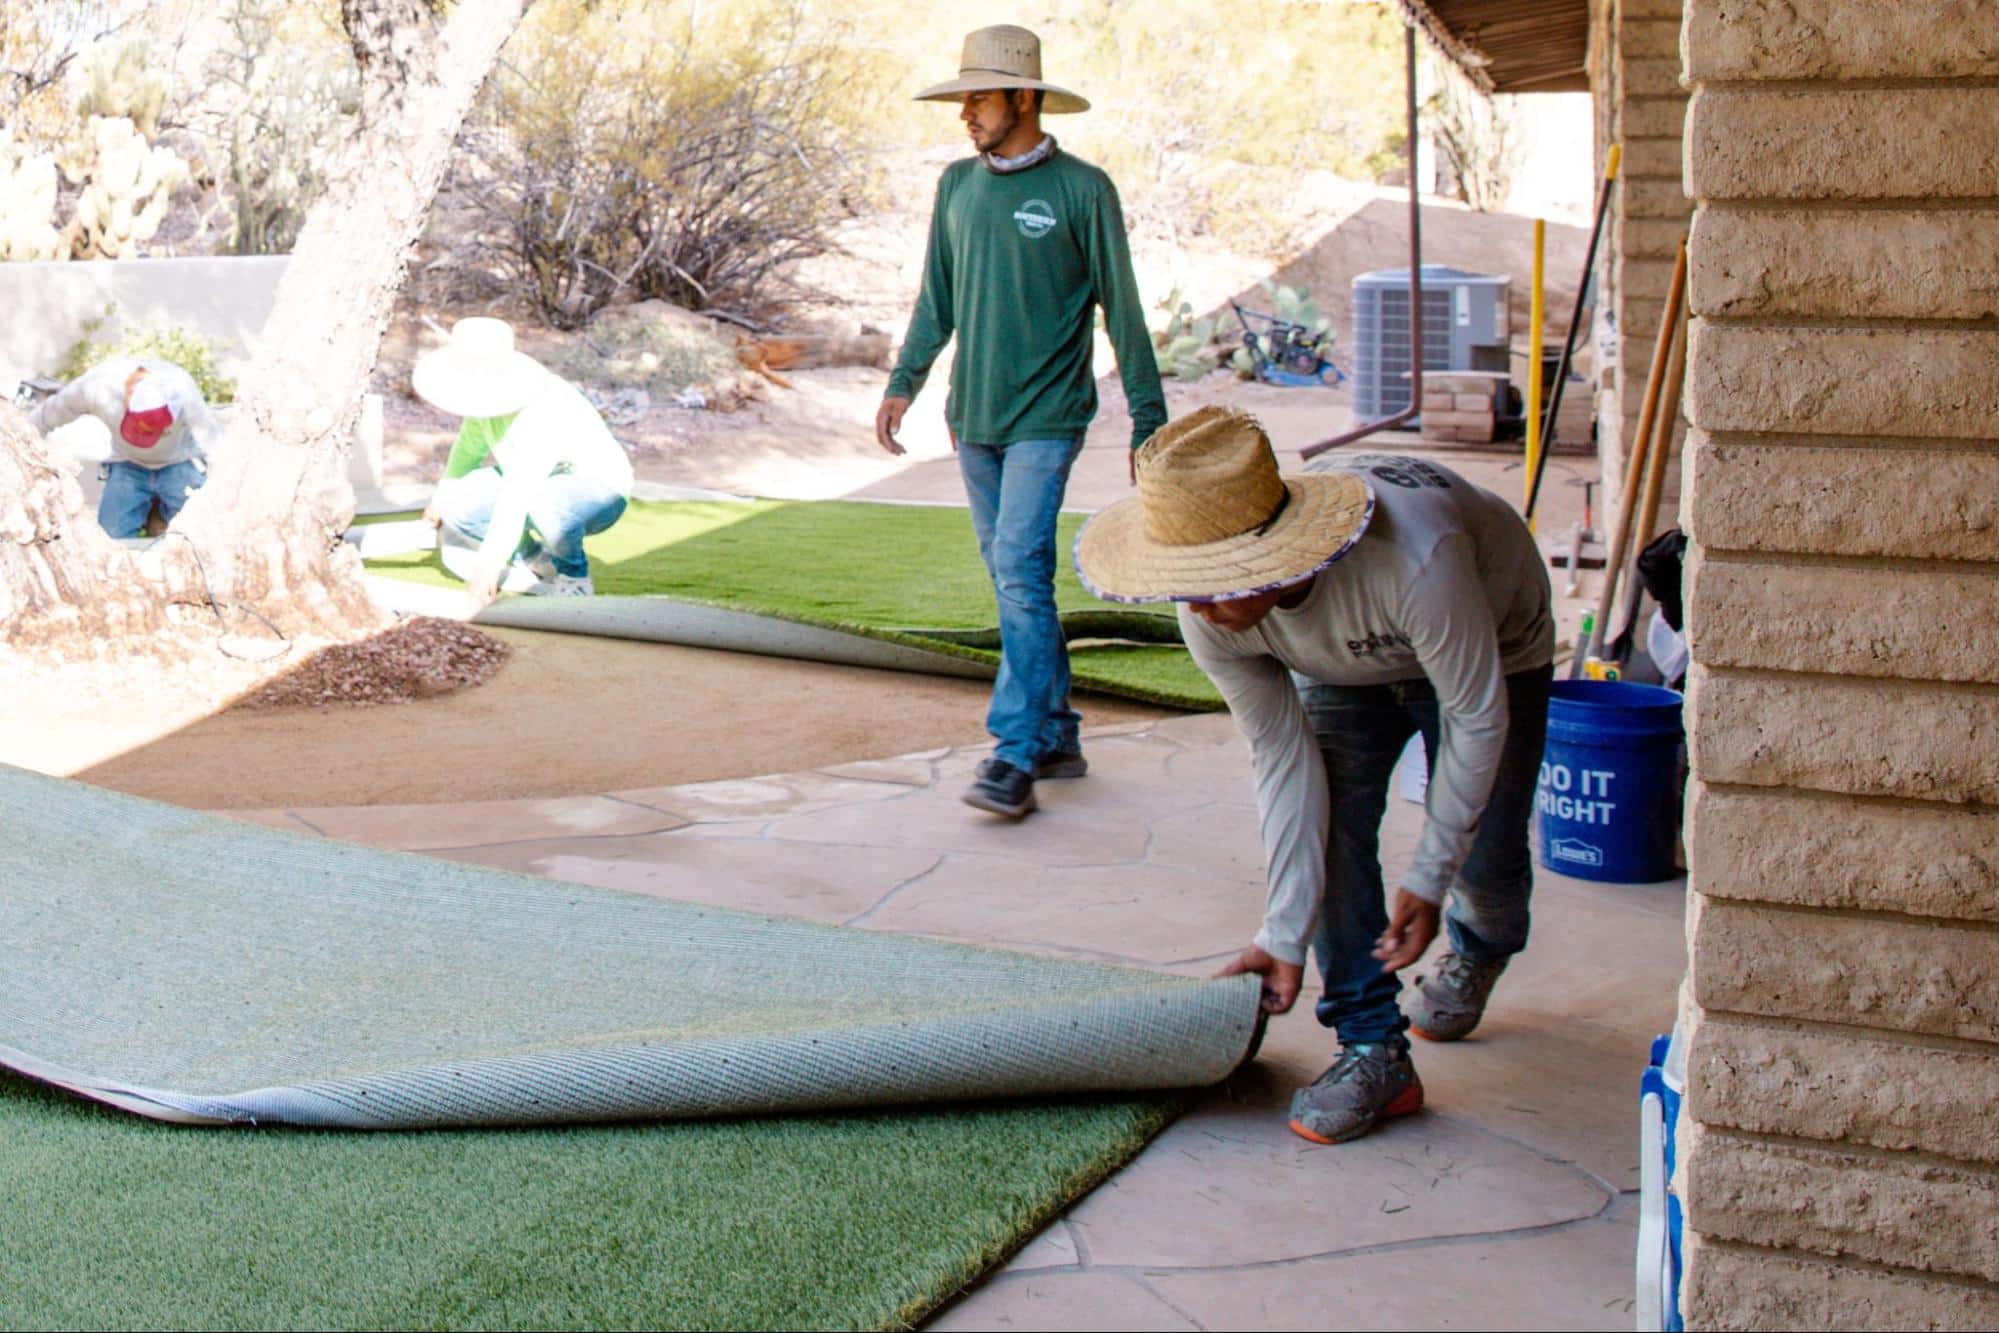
[1352,266,1512,421]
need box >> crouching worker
[30,357,215,537]
[1075,408,1554,1145]
[414,318,633,606]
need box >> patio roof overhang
[1399,0,1591,93]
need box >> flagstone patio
[236,712,1684,1331]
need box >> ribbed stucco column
[1677,2,1999,1327]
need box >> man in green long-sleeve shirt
[878,24,1167,820]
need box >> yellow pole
[1525,218,1545,530]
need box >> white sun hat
[914,25,1090,114]
[411,317,549,419]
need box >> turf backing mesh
[0,766,1259,1128]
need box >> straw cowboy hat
[1075,406,1375,603]
[914,25,1090,114]
[412,317,548,419]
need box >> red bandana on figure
[120,376,178,449]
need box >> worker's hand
[1217,945,1305,1014]
[422,501,442,528]
[875,396,911,456]
[1372,890,1441,972]
[465,566,501,613]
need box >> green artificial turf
[364,499,1222,710]
[1,1069,1177,1331]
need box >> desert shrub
[549,302,742,399]
[55,307,238,402]
[0,1,133,151]
[459,0,879,329]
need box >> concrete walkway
[235,712,1685,1331]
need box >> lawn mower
[1231,302,1344,387]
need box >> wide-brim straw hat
[1075,406,1375,603]
[914,24,1090,114]
[412,317,549,419]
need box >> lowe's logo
[1550,836,1604,867]
[1014,199,1057,238]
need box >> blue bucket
[1536,680,1684,883]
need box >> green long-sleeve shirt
[886,150,1168,450]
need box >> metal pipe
[1301,19,1423,460]
[1525,143,1621,523]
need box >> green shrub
[54,307,238,403]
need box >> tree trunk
[0,406,171,653]
[0,0,531,653]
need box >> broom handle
[1630,303,1690,590]
[1578,236,1686,674]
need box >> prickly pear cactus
[64,117,189,260]
[0,130,66,262]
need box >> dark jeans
[1300,664,1553,1047]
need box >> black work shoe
[976,748,1088,782]
[1409,952,1510,1042]
[963,759,1037,818]
[1288,1042,1424,1144]
[1034,746,1088,780]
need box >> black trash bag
[1636,528,1688,632]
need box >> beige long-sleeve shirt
[30,357,216,468]
[1179,455,1553,965]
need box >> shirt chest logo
[1012,199,1058,238]
[1347,630,1412,657]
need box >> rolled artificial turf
[363,499,1222,711]
[0,765,1249,1328]
[0,1069,1177,1330]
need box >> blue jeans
[435,470,627,577]
[956,437,1085,771]
[99,458,203,538]
[1300,664,1553,1047]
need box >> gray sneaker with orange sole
[1409,952,1510,1042]
[1288,1042,1424,1144]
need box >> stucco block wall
[1678,2,1999,1326]
[1595,0,1691,547]
[0,255,288,384]
[1683,1234,1999,1333]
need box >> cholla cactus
[0,129,67,262]
[221,52,358,254]
[64,117,189,260]
[75,37,171,140]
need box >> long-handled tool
[1603,298,1692,669]
[1574,236,1686,678]
[1524,219,1545,529]
[1525,144,1621,525]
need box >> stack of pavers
[1418,370,1507,444]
